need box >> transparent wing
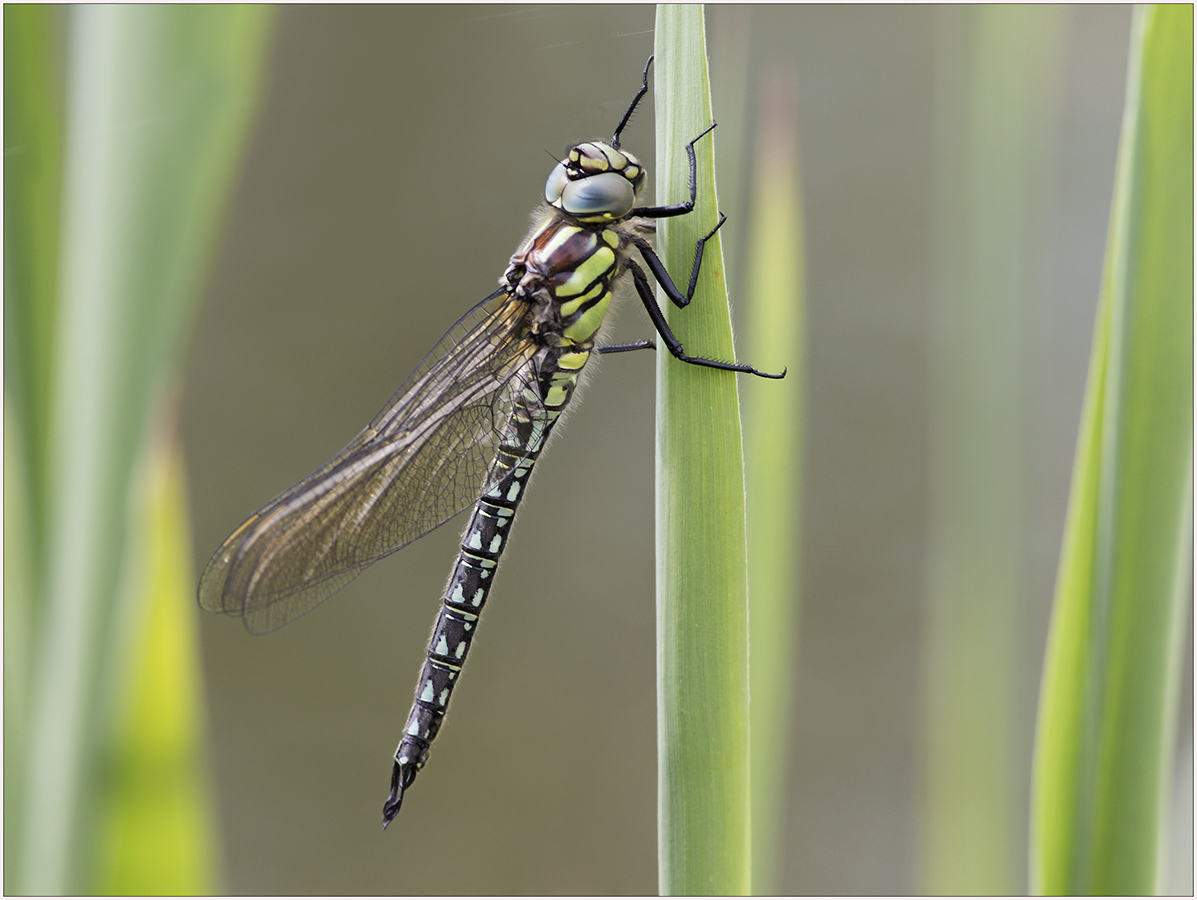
[199,288,541,634]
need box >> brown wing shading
[198,288,540,634]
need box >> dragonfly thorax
[544,141,646,223]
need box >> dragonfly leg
[630,212,725,311]
[631,122,717,219]
[597,339,655,355]
[683,213,727,300]
[626,259,785,379]
[611,55,653,150]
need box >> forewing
[198,288,539,634]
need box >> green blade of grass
[3,5,65,581]
[3,397,36,893]
[94,437,220,894]
[3,9,65,887]
[16,6,273,892]
[706,4,753,297]
[1030,5,1193,894]
[654,5,751,895]
[743,67,805,896]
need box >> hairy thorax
[502,210,647,349]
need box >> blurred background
[6,4,1191,895]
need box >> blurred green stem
[1031,5,1193,893]
[13,6,273,892]
[744,67,805,895]
[95,428,220,893]
[3,5,64,582]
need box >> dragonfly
[199,56,784,830]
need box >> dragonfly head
[544,141,646,223]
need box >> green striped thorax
[544,141,647,223]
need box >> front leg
[630,122,717,219]
[631,212,726,310]
[626,260,785,379]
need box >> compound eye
[545,162,570,204]
[560,172,635,219]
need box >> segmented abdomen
[388,344,589,814]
